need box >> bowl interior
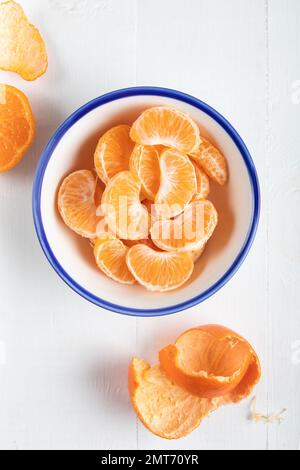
[40,93,254,313]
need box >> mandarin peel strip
[128,357,222,440]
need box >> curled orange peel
[128,325,261,439]
[159,325,261,400]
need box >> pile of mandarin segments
[58,106,228,292]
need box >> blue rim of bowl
[33,86,260,317]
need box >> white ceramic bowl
[33,87,260,316]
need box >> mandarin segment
[58,170,103,238]
[192,160,210,199]
[130,106,200,154]
[0,84,35,173]
[155,148,197,219]
[101,171,150,240]
[190,137,228,185]
[151,200,218,252]
[129,144,161,201]
[94,125,134,184]
[159,325,261,399]
[126,244,194,292]
[0,1,48,81]
[94,238,135,285]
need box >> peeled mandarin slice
[129,144,160,201]
[151,200,218,252]
[159,325,261,400]
[94,238,135,285]
[190,137,228,185]
[192,160,210,199]
[126,245,194,292]
[58,170,103,238]
[94,125,134,184]
[128,357,223,440]
[0,84,35,173]
[130,106,200,154]
[155,148,197,219]
[0,1,48,81]
[101,171,149,240]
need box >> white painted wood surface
[0,0,299,450]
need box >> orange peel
[159,325,261,399]
[129,325,261,439]
[128,357,222,440]
[0,1,48,81]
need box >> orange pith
[130,106,201,154]
[0,84,35,173]
[190,137,228,185]
[94,125,134,184]
[101,171,150,240]
[155,148,197,219]
[159,325,261,399]
[128,357,221,440]
[129,144,160,201]
[94,238,135,285]
[0,1,48,81]
[58,170,103,238]
[126,244,194,292]
[151,200,218,252]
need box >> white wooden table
[0,0,299,450]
